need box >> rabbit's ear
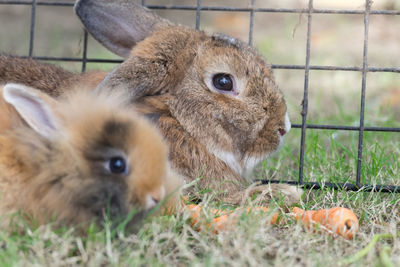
[2,83,60,138]
[74,0,171,58]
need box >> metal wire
[1,1,400,15]
[355,0,371,187]
[81,30,88,72]
[259,180,400,193]
[1,0,399,192]
[195,0,201,30]
[28,0,36,57]
[298,0,313,185]
[248,0,255,46]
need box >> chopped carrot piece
[292,207,359,240]
[183,204,278,233]
[182,204,359,239]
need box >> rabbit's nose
[145,195,159,209]
[145,186,166,209]
[279,113,291,136]
[284,112,291,133]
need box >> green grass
[0,189,399,266]
[261,128,400,186]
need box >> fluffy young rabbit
[0,0,302,205]
[0,83,181,229]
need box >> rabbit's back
[0,55,107,97]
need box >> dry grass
[0,0,400,266]
[1,188,400,266]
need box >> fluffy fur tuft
[0,84,181,229]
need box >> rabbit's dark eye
[212,73,233,91]
[109,157,126,174]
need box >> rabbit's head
[75,0,290,179]
[0,83,180,228]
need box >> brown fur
[0,84,181,229]
[0,0,302,205]
[0,55,107,97]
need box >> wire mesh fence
[0,0,399,193]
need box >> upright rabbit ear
[74,0,172,58]
[2,83,60,138]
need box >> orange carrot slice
[182,204,359,239]
[183,204,278,233]
[292,207,359,240]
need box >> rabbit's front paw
[246,183,303,207]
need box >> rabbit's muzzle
[75,182,128,222]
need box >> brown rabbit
[0,0,302,205]
[0,83,181,229]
